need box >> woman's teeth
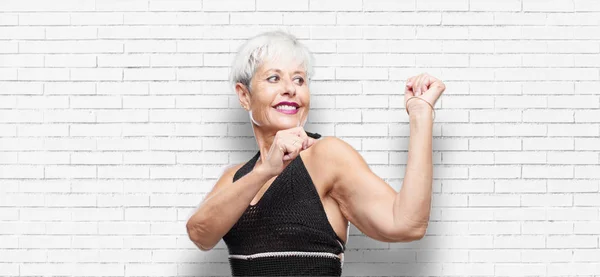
[276,105,297,110]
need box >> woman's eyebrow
[265,68,282,74]
[264,68,305,76]
[292,70,306,76]
[259,68,279,78]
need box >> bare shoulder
[310,136,365,189]
[222,163,245,182]
[203,162,245,201]
[227,162,245,174]
[312,136,361,166]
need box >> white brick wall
[0,0,599,276]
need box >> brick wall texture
[1,0,599,276]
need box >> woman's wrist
[409,108,434,119]
[407,101,434,120]
[407,101,430,112]
[253,164,276,179]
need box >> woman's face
[242,58,310,130]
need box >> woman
[186,30,445,276]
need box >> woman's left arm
[323,74,443,243]
[395,107,434,234]
[321,131,431,243]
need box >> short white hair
[229,30,314,93]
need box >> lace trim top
[222,131,348,276]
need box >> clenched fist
[404,73,446,115]
[256,126,316,178]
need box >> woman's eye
[267,76,279,82]
[294,77,304,85]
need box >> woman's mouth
[273,105,299,115]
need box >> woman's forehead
[258,59,306,74]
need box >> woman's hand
[256,126,316,177]
[404,73,446,114]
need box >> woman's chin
[271,110,301,123]
[270,119,300,129]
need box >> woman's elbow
[406,225,427,241]
[186,221,215,251]
[389,224,427,242]
[194,241,214,252]
[411,228,426,241]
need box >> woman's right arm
[186,164,273,251]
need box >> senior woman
[186,30,445,276]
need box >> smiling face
[236,57,310,131]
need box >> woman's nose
[283,78,296,95]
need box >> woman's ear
[235,83,251,111]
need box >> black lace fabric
[222,131,346,276]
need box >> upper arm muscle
[319,137,416,242]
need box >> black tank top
[222,131,348,276]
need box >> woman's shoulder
[311,135,342,148]
[310,136,360,164]
[222,162,246,180]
